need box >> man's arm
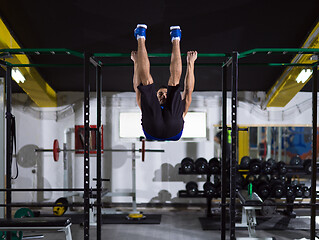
[182,51,197,118]
[131,51,141,109]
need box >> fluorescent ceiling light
[296,69,312,84]
[11,68,26,83]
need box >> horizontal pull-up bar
[0,48,84,58]
[93,53,229,58]
[239,48,319,59]
[2,48,319,59]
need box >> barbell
[35,139,164,162]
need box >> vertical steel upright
[6,65,12,240]
[311,63,318,240]
[96,65,102,240]
[230,51,238,240]
[220,64,228,240]
[83,52,91,240]
[0,77,5,219]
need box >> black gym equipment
[195,157,209,174]
[208,157,221,174]
[294,185,304,198]
[286,184,295,200]
[303,159,312,174]
[203,181,220,198]
[302,186,311,198]
[240,156,250,169]
[290,156,302,166]
[277,161,288,175]
[185,181,199,196]
[181,157,195,174]
[261,160,273,174]
[249,158,262,174]
[270,180,285,199]
[267,158,277,169]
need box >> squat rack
[0,48,318,240]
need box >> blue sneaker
[134,24,147,40]
[170,26,181,42]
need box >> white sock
[137,35,146,40]
[171,37,180,43]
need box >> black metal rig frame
[1,48,318,240]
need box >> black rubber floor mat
[102,214,161,224]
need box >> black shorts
[137,83,185,139]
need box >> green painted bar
[94,53,228,58]
[2,48,319,60]
[2,48,318,67]
[10,64,83,67]
[239,48,319,59]
[240,63,315,67]
[0,48,84,58]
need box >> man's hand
[187,51,197,63]
[131,51,137,62]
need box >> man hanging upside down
[131,24,197,141]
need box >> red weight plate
[53,139,59,162]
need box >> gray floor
[21,208,314,240]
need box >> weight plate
[53,197,68,216]
[53,139,59,162]
[14,208,34,218]
[17,144,40,168]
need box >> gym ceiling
[0,0,318,107]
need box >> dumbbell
[240,156,251,169]
[195,157,209,174]
[208,157,221,174]
[267,158,277,169]
[203,182,220,198]
[294,185,303,198]
[181,157,195,174]
[302,186,311,198]
[249,158,262,174]
[256,180,271,200]
[185,181,198,196]
[290,156,302,166]
[286,184,295,200]
[303,159,312,174]
[277,161,288,175]
[261,160,273,174]
[270,180,285,198]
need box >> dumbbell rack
[284,165,318,216]
[238,162,317,217]
[178,169,216,218]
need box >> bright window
[119,112,206,139]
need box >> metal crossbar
[1,48,319,67]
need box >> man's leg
[137,38,153,85]
[168,26,182,86]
